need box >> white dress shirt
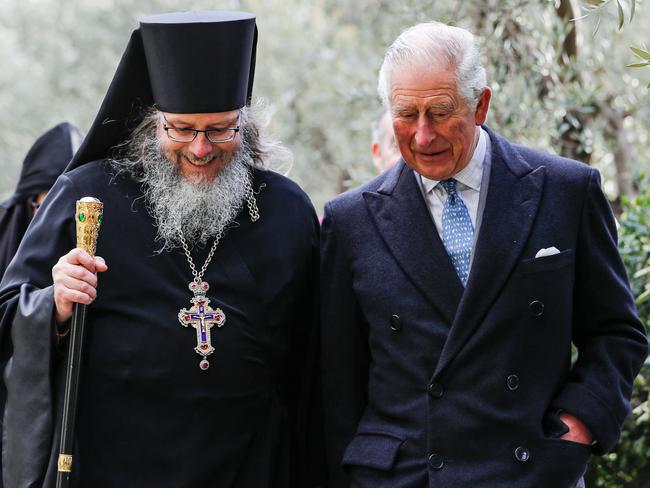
[416,128,491,260]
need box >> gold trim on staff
[58,453,73,473]
[76,197,103,256]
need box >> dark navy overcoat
[320,127,648,487]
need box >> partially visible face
[389,63,491,180]
[158,110,241,183]
[372,110,401,173]
[32,191,48,215]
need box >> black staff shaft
[55,195,103,487]
[56,302,88,488]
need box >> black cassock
[0,160,320,488]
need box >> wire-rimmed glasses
[162,113,240,143]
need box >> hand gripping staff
[56,197,103,488]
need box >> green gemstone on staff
[79,212,85,222]
[98,214,103,224]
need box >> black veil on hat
[0,122,83,278]
[69,11,257,171]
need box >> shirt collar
[419,127,487,193]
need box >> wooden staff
[56,197,103,488]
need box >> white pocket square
[535,246,560,258]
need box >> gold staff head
[76,197,103,257]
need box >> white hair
[378,21,487,109]
[239,97,293,175]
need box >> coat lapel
[363,161,463,324]
[434,129,546,377]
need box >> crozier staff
[0,10,321,488]
[57,197,103,488]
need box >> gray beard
[116,134,253,253]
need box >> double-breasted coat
[320,127,648,487]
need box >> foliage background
[600,180,650,487]
[0,0,648,486]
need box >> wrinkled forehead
[389,63,459,107]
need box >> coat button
[428,453,444,470]
[507,374,519,391]
[529,300,544,317]
[514,446,530,462]
[428,382,444,398]
[390,314,402,332]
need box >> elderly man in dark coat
[321,21,647,488]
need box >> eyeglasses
[162,113,240,143]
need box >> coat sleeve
[285,209,326,488]
[551,168,648,454]
[320,201,370,487]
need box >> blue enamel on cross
[178,279,226,370]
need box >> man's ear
[474,87,491,125]
[371,143,380,159]
[371,143,383,173]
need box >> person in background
[0,121,82,488]
[371,107,400,173]
[0,122,83,278]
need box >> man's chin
[182,171,219,185]
[179,160,225,184]
[173,152,230,182]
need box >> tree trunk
[602,103,636,206]
[554,0,590,164]
[555,0,578,63]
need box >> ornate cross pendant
[178,279,226,370]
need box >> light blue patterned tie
[440,179,474,286]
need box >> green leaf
[637,288,650,304]
[571,12,591,21]
[634,267,650,279]
[630,46,650,61]
[631,0,636,21]
[592,15,602,37]
[627,62,650,68]
[617,0,624,30]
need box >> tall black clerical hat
[69,11,257,171]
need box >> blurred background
[1,0,649,485]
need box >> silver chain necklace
[177,177,259,370]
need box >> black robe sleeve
[1,174,80,488]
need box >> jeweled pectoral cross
[178,279,226,370]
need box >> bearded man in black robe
[0,11,320,488]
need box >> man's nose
[188,132,214,159]
[414,115,436,147]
